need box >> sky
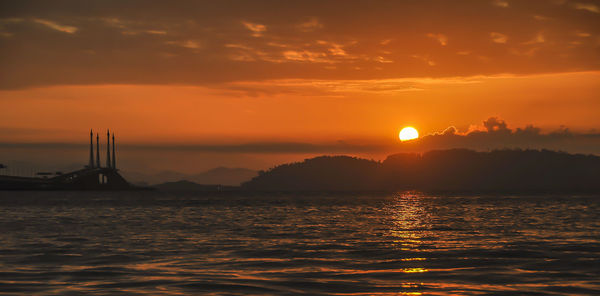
[0,0,599,174]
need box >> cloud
[575,31,591,37]
[380,39,392,45]
[242,21,267,37]
[482,117,509,132]
[490,32,508,43]
[427,33,448,46]
[533,15,552,21]
[573,2,599,13]
[0,1,599,89]
[204,74,493,98]
[400,117,600,155]
[222,40,356,64]
[283,50,330,63]
[146,30,167,35]
[508,46,540,57]
[373,56,393,63]
[166,40,202,49]
[32,18,77,33]
[492,0,509,8]
[318,41,347,56]
[411,54,436,66]
[523,32,545,44]
[296,18,323,32]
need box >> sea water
[0,191,599,295]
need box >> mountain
[241,149,600,193]
[122,167,258,186]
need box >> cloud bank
[401,117,600,155]
[1,0,599,89]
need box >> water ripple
[0,192,599,295]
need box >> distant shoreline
[3,148,600,194]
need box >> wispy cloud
[0,1,598,89]
[242,21,267,37]
[411,54,436,66]
[223,40,359,64]
[575,31,591,37]
[146,30,167,35]
[509,47,540,57]
[166,40,202,50]
[490,32,508,43]
[523,32,545,44]
[573,2,599,13]
[380,39,392,45]
[296,18,323,32]
[373,56,393,63]
[316,40,348,56]
[492,0,509,8]
[214,76,482,97]
[283,50,330,63]
[533,15,552,21]
[427,33,448,46]
[33,18,77,33]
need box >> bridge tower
[106,129,111,168]
[112,133,116,169]
[88,129,94,168]
[96,133,100,168]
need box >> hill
[242,156,381,191]
[241,149,600,193]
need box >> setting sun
[399,127,419,141]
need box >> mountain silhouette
[242,149,600,193]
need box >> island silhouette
[3,146,600,193]
[240,149,600,193]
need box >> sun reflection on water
[1,192,599,295]
[385,192,430,249]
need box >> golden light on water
[402,268,428,273]
[399,127,419,141]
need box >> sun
[399,127,419,141]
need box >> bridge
[0,130,137,190]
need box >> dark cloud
[482,117,509,133]
[401,117,600,154]
[1,0,599,89]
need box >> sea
[0,191,599,295]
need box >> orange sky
[1,0,599,173]
[1,71,599,144]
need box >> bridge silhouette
[0,130,135,190]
